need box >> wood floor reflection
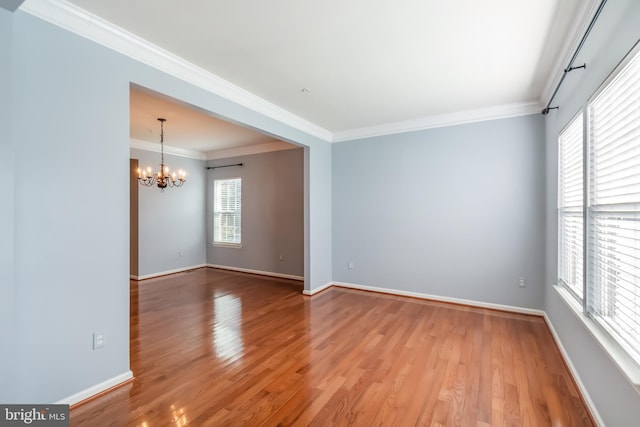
[70,268,595,426]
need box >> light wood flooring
[70,268,595,426]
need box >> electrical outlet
[93,332,104,350]
[179,251,184,257]
[279,254,284,261]
[348,260,354,269]
[519,277,526,288]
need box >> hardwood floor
[70,268,595,426]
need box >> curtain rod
[541,0,607,115]
[206,163,243,170]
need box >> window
[558,113,584,300]
[214,178,241,245]
[558,43,640,366]
[587,43,640,364]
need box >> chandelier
[137,118,186,190]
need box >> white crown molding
[129,138,206,160]
[19,0,333,142]
[331,101,541,142]
[131,138,299,161]
[205,140,299,160]
[540,0,600,106]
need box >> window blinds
[559,113,585,299]
[587,47,640,363]
[214,178,242,244]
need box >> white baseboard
[302,281,333,296]
[543,313,604,427]
[206,264,304,281]
[56,370,133,406]
[134,264,207,280]
[331,281,545,316]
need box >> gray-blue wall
[11,12,131,403]
[307,142,332,291]
[206,148,304,277]
[0,7,16,400]
[544,0,640,424]
[332,114,546,309]
[130,148,207,277]
[4,9,332,403]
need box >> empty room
[2,0,640,426]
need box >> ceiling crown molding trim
[331,101,541,143]
[206,140,299,160]
[19,0,333,142]
[130,139,206,160]
[540,0,600,105]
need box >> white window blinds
[587,45,640,363]
[214,178,242,245]
[559,113,584,299]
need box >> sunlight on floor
[212,292,244,360]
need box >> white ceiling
[130,86,292,156]
[23,0,594,149]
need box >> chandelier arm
[138,118,185,190]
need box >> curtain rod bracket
[565,64,586,73]
[541,106,559,115]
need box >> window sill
[554,285,640,394]
[212,242,242,249]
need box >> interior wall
[7,9,332,404]
[131,148,206,277]
[129,158,139,277]
[543,0,640,424]
[332,114,546,309]
[0,7,15,402]
[11,12,132,403]
[206,147,304,278]
[306,141,333,291]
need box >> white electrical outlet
[93,332,104,350]
[348,260,354,269]
[519,277,526,288]
[279,254,284,261]
[179,251,184,257]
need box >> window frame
[558,111,586,303]
[213,177,242,248]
